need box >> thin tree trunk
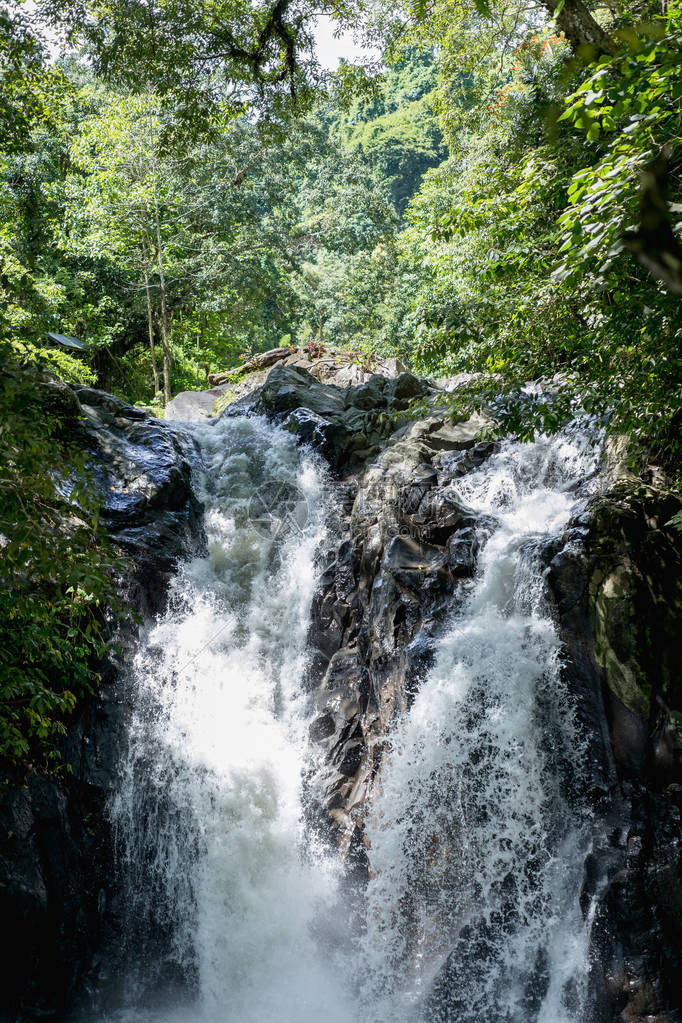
[142,240,160,396]
[152,191,172,405]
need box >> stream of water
[360,430,601,1023]
[90,414,601,1023]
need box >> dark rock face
[73,386,205,613]
[547,482,682,1023]
[225,363,433,473]
[0,386,204,1023]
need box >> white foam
[95,418,602,1023]
[359,427,601,1023]
[107,416,358,1023]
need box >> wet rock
[304,413,495,853]
[547,480,682,1022]
[74,386,205,612]
[223,363,434,474]
[309,712,336,744]
[0,384,206,1022]
[447,527,479,577]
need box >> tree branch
[540,0,617,55]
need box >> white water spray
[105,416,358,1023]
[360,428,602,1023]
[90,416,602,1023]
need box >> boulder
[164,384,232,422]
[196,347,412,411]
[74,386,204,605]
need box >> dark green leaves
[0,365,127,770]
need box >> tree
[357,0,682,482]
[0,1,54,154]
[37,0,330,124]
[58,92,181,401]
[540,0,617,56]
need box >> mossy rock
[587,482,682,724]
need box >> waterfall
[102,415,358,1023]
[360,427,602,1023]
[88,415,602,1023]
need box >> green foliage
[0,365,126,769]
[555,7,682,284]
[667,509,682,532]
[374,2,682,485]
[337,51,446,213]
[0,51,140,388]
[0,11,442,402]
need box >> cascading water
[88,413,602,1023]
[101,415,358,1023]
[360,427,602,1023]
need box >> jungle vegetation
[1,0,680,762]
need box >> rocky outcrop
[547,480,682,1022]
[161,383,234,425]
[164,346,410,422]
[304,414,495,868]
[0,384,204,1022]
[229,363,433,473]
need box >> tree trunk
[541,0,617,55]
[142,240,160,396]
[623,148,682,296]
[152,191,172,405]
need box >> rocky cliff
[0,383,204,1022]
[548,481,682,1022]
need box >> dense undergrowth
[0,364,124,769]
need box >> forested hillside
[1,0,681,762]
[2,0,680,452]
